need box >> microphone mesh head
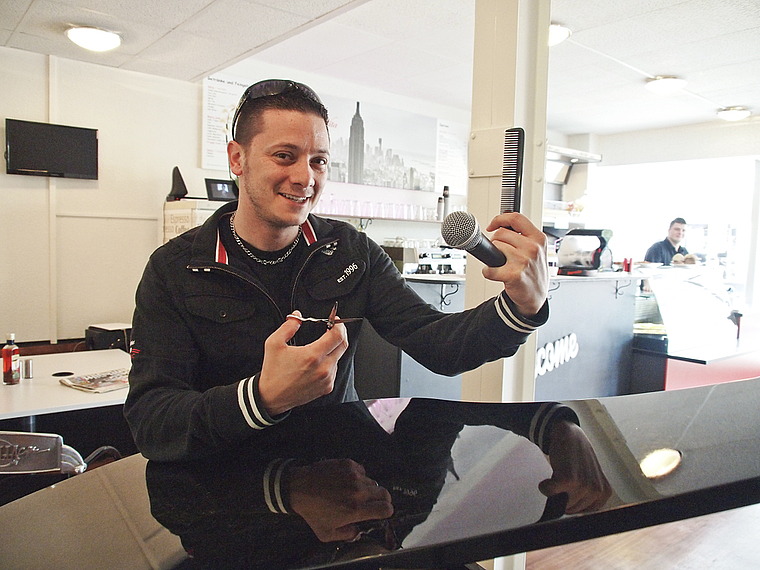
[441,211,481,250]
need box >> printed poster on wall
[202,74,467,195]
[201,75,248,171]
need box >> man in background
[645,217,688,265]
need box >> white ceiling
[2,0,759,136]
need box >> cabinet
[534,275,637,400]
[163,200,225,243]
[354,277,465,400]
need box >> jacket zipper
[290,238,339,312]
[187,237,340,334]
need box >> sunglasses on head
[230,79,325,141]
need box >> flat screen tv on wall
[5,118,98,180]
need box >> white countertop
[550,271,642,281]
[403,272,639,283]
[0,349,131,420]
[403,273,466,283]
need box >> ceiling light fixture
[65,26,122,52]
[717,106,751,121]
[644,76,687,95]
[548,24,572,47]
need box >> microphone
[441,211,507,267]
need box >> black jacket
[125,201,549,461]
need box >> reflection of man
[146,399,611,568]
[645,218,688,265]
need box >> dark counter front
[3,378,759,570]
[356,274,640,402]
[354,276,465,401]
[534,275,637,400]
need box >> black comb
[501,127,524,214]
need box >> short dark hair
[670,217,686,228]
[232,80,329,146]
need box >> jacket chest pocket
[184,295,257,324]
[183,294,268,364]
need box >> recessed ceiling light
[65,26,122,52]
[644,76,687,95]
[717,106,751,121]
[548,24,572,47]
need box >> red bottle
[2,333,20,385]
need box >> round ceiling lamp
[548,24,572,47]
[717,106,751,121]
[65,26,122,52]
[644,76,687,95]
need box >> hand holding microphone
[441,211,549,317]
[440,211,507,267]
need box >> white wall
[595,119,760,166]
[5,41,758,342]
[0,47,222,341]
[548,116,760,166]
[0,47,470,343]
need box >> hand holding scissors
[259,303,352,415]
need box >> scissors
[288,301,363,329]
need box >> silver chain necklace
[229,213,301,265]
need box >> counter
[534,272,638,400]
[4,378,758,570]
[354,277,465,400]
[360,270,642,401]
[630,265,752,392]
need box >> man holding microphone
[125,80,610,539]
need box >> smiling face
[228,109,330,250]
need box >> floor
[525,502,760,570]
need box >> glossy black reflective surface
[146,379,760,570]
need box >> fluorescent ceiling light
[66,26,122,52]
[717,106,751,121]
[548,24,572,47]
[645,76,687,95]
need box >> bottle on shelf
[436,197,444,221]
[3,333,21,385]
[442,185,450,218]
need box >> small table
[0,349,131,429]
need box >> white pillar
[463,0,551,405]
[465,3,551,566]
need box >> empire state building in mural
[348,102,365,184]
[323,94,439,192]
